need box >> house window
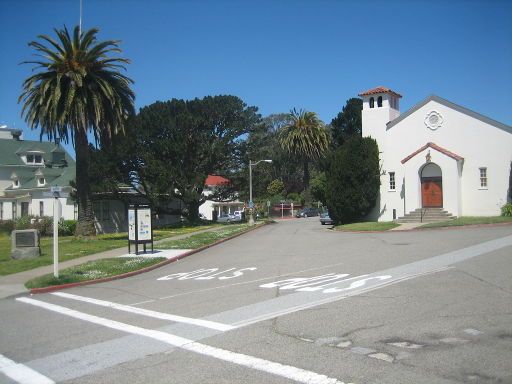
[12,204,17,219]
[479,167,487,188]
[377,96,383,107]
[0,202,3,220]
[38,178,45,186]
[39,201,44,217]
[21,202,29,217]
[389,172,396,190]
[369,97,375,108]
[13,179,19,188]
[26,153,43,165]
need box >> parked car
[217,214,234,223]
[319,211,334,225]
[217,213,242,223]
[296,207,320,218]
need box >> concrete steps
[395,208,456,223]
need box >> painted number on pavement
[157,267,257,281]
[259,273,391,294]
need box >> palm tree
[19,26,135,236]
[279,108,330,190]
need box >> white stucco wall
[364,96,512,221]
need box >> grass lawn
[25,257,166,289]
[335,221,400,231]
[0,224,217,276]
[156,223,251,249]
[420,216,512,228]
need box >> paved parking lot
[1,218,511,383]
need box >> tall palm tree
[279,108,330,190]
[19,26,135,236]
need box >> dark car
[296,207,320,218]
[319,211,334,225]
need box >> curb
[331,221,512,234]
[29,222,269,294]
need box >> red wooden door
[422,180,443,207]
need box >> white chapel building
[359,86,512,221]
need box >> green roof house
[0,127,76,220]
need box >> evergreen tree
[330,98,363,148]
[325,136,380,224]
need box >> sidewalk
[0,226,223,299]
[389,222,425,231]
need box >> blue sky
[1,0,511,158]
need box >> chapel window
[389,172,396,190]
[377,96,383,108]
[39,201,44,217]
[369,97,375,108]
[479,167,487,188]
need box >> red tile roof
[401,142,464,164]
[358,86,402,98]
[205,175,231,186]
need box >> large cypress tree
[325,136,380,224]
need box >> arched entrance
[421,163,443,207]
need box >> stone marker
[11,229,41,259]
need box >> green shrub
[286,192,301,203]
[325,136,380,224]
[267,179,285,196]
[0,220,14,234]
[34,216,54,236]
[501,202,512,217]
[59,220,77,236]
[14,216,32,230]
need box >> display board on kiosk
[128,204,154,254]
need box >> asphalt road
[1,218,511,384]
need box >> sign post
[44,186,69,278]
[50,186,62,278]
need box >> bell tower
[359,86,402,146]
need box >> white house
[359,86,512,221]
[199,175,244,220]
[0,127,76,221]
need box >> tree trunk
[74,129,96,236]
[303,159,310,191]
[186,200,201,223]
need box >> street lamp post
[249,159,272,225]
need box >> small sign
[137,208,152,241]
[50,186,62,193]
[128,209,136,240]
[249,201,254,209]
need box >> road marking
[156,267,258,281]
[52,292,234,332]
[146,261,350,304]
[227,268,451,328]
[0,354,54,384]
[16,297,351,384]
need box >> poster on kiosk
[128,205,153,254]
